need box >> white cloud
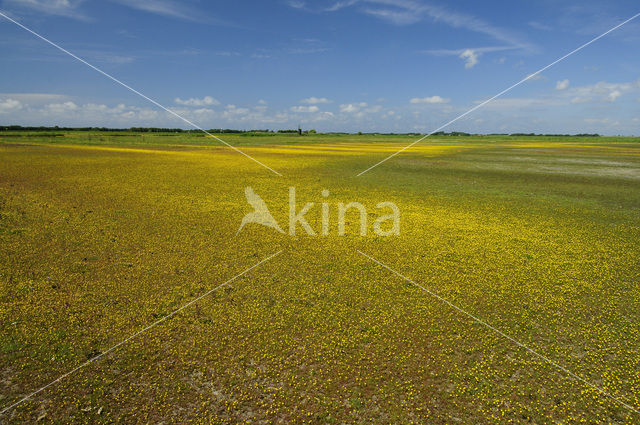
[339,102,368,113]
[363,7,421,25]
[290,105,320,113]
[584,118,619,126]
[288,47,329,54]
[320,1,536,69]
[300,97,332,105]
[476,78,640,111]
[321,0,533,56]
[223,105,250,115]
[568,79,640,103]
[556,79,570,90]
[109,0,209,22]
[0,99,23,113]
[0,93,69,104]
[474,97,557,109]
[526,73,544,81]
[5,0,213,23]
[425,45,517,69]
[528,21,552,31]
[606,90,622,102]
[326,0,359,12]
[174,96,220,107]
[410,96,450,104]
[459,49,479,69]
[44,101,78,113]
[570,97,591,104]
[30,101,163,124]
[4,0,89,20]
[288,0,306,9]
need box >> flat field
[1,132,640,424]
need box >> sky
[0,0,639,134]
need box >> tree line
[0,125,600,137]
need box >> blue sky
[0,0,639,134]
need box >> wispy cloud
[287,0,306,10]
[246,39,329,59]
[363,6,420,25]
[425,45,518,56]
[300,97,332,104]
[288,46,329,54]
[108,0,211,23]
[307,0,534,68]
[528,21,552,31]
[3,0,222,23]
[0,92,69,103]
[324,0,529,45]
[3,0,90,20]
[287,38,330,54]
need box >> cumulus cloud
[174,96,220,106]
[224,105,249,114]
[300,97,332,105]
[569,79,640,103]
[606,90,622,102]
[475,77,640,116]
[556,79,570,90]
[410,96,450,104]
[290,105,320,113]
[44,101,79,113]
[339,102,368,113]
[459,49,479,69]
[0,99,23,113]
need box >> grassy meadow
[1,131,640,423]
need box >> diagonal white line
[0,11,282,177]
[357,250,640,415]
[0,250,282,416]
[357,12,640,177]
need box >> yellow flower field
[1,132,640,423]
